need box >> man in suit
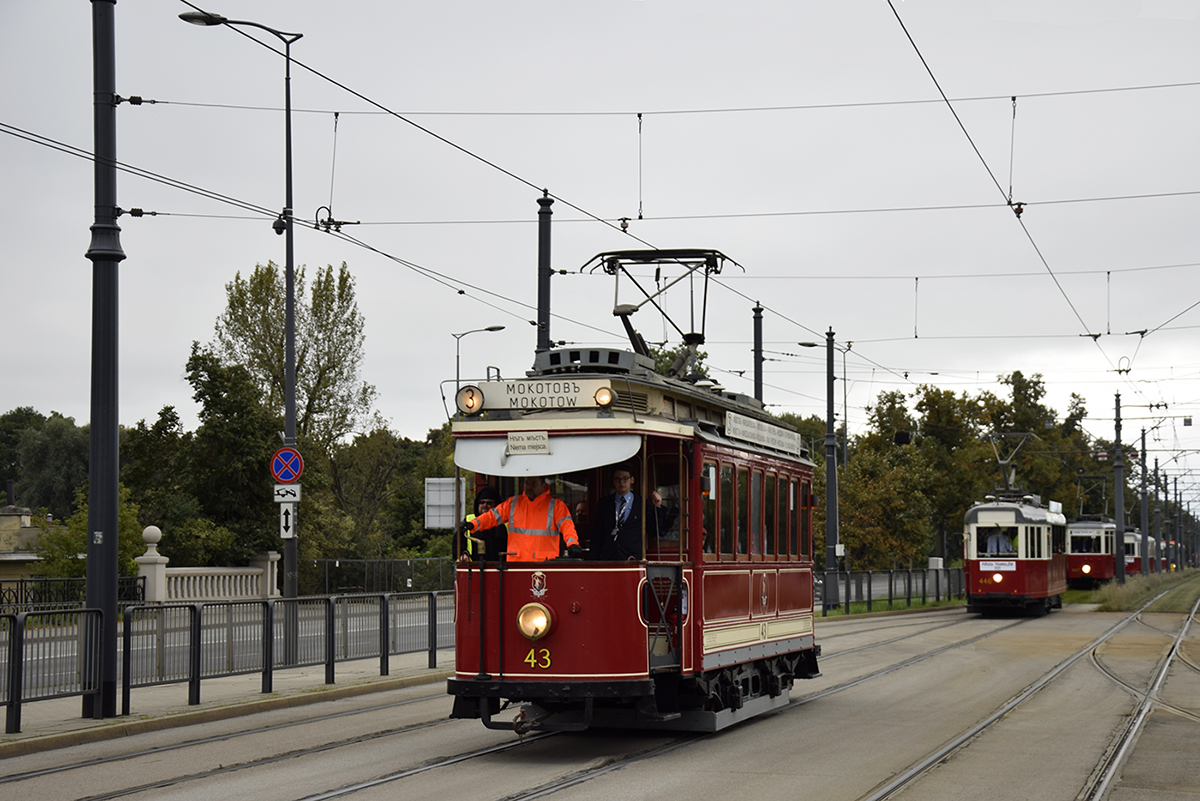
[590,466,665,561]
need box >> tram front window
[978,526,1017,557]
[1071,535,1098,554]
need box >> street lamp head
[179,11,228,26]
[797,341,820,348]
[485,325,505,332]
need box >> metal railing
[3,609,104,734]
[2,592,452,733]
[0,577,145,613]
[818,568,965,616]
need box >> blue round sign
[271,447,304,484]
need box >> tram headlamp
[1082,564,1092,574]
[455,385,485,416]
[594,387,615,408]
[992,573,1004,584]
[516,603,553,641]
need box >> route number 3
[524,647,551,669]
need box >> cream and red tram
[448,345,821,733]
[1123,530,1164,574]
[963,489,1067,615]
[1065,515,1117,588]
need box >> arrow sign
[271,447,304,483]
[280,502,296,539]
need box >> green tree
[186,343,280,559]
[212,261,377,452]
[649,343,708,378]
[330,428,405,558]
[837,445,935,570]
[17,412,89,520]
[35,485,144,577]
[0,406,47,503]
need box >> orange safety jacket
[469,487,578,561]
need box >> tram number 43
[524,648,551,669]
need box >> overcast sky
[4,0,1200,502]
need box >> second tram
[963,489,1067,615]
[1065,515,1117,588]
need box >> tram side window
[1052,524,1065,554]
[750,470,763,555]
[650,456,682,542]
[764,474,776,558]
[978,526,1017,556]
[702,462,717,554]
[800,479,812,557]
[720,465,734,556]
[737,467,749,556]
[1027,526,1043,559]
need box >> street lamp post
[454,326,506,413]
[798,332,839,607]
[181,11,302,599]
[452,326,504,556]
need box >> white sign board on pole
[280,502,296,539]
[424,477,465,530]
[274,484,301,503]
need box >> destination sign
[470,379,613,411]
[725,411,802,456]
[980,560,1016,571]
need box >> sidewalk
[0,649,455,759]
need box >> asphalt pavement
[0,649,455,759]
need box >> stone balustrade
[136,525,280,602]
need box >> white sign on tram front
[507,431,550,455]
[473,379,612,411]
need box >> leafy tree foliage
[17,412,89,520]
[814,372,1119,569]
[837,445,935,570]
[0,406,47,502]
[212,261,377,452]
[649,343,708,378]
[34,485,143,577]
[185,344,280,560]
[121,405,248,567]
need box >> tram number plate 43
[524,648,552,669]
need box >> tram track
[1083,593,1200,801]
[12,602,1192,800]
[0,692,450,787]
[855,591,1190,801]
[268,613,1042,799]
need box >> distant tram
[1065,515,1117,588]
[1123,530,1165,574]
[447,250,821,734]
[963,489,1067,615]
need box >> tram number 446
[524,648,551,669]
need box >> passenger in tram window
[984,528,1015,555]
[460,475,581,561]
[459,485,505,562]
[590,465,671,561]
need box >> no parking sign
[271,447,304,484]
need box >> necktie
[617,496,628,525]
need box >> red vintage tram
[447,250,821,734]
[1065,515,1117,588]
[963,489,1067,615]
[1123,530,1164,574]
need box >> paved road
[2,607,1195,800]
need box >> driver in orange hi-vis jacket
[461,476,580,561]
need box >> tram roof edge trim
[454,433,642,477]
